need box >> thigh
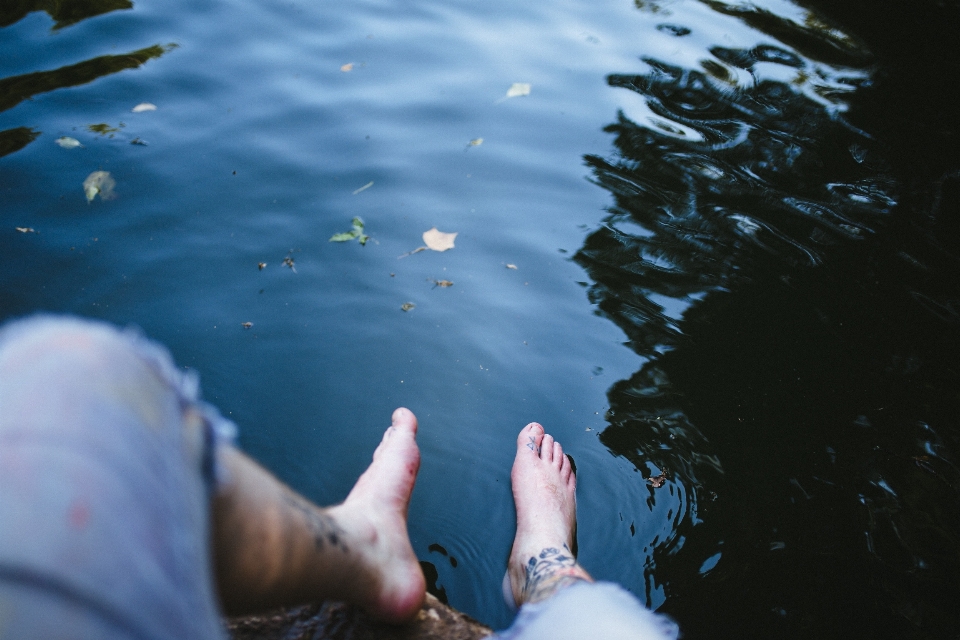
[0,316,234,640]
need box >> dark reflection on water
[0,5,171,157]
[0,126,39,157]
[0,0,131,30]
[580,0,960,638]
[0,44,173,115]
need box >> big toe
[391,407,418,435]
[517,422,545,455]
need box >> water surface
[2,0,958,636]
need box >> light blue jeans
[0,316,233,639]
[0,315,678,640]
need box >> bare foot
[328,407,426,622]
[507,422,592,607]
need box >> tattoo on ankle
[521,544,587,603]
[282,493,349,553]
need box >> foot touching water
[330,407,426,622]
[506,422,592,606]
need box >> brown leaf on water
[241,322,253,329]
[423,227,457,252]
[258,262,267,270]
[341,63,354,72]
[401,302,415,311]
[647,472,667,488]
[282,256,297,272]
[432,279,453,288]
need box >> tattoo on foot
[282,493,349,553]
[526,436,541,455]
[521,544,587,603]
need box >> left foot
[507,422,592,606]
[328,407,426,622]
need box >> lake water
[2,0,958,637]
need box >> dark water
[2,0,959,637]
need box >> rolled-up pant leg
[0,316,233,640]
[489,582,679,640]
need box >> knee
[0,315,132,375]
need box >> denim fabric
[490,581,679,640]
[0,316,234,640]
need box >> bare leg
[506,423,593,606]
[213,407,426,622]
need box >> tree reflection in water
[577,2,959,638]
[0,3,170,158]
[0,0,132,30]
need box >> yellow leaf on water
[341,63,354,72]
[468,138,483,146]
[401,302,415,312]
[132,102,157,113]
[422,227,457,252]
[505,83,530,98]
[83,171,115,203]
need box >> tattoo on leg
[521,544,587,604]
[282,493,349,553]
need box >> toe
[559,448,570,478]
[391,407,418,436]
[541,434,555,461]
[553,441,564,468]
[518,422,544,455]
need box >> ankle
[508,542,592,606]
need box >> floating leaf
[241,322,253,329]
[647,472,667,488]
[282,256,297,272]
[130,137,148,146]
[132,102,157,112]
[55,136,83,149]
[86,123,124,137]
[258,262,267,270]
[423,227,457,252]
[398,228,458,258]
[401,302,415,311]
[352,181,373,194]
[83,171,115,202]
[506,263,518,270]
[465,137,483,150]
[340,63,354,72]
[506,83,531,97]
[433,279,454,288]
[15,227,37,233]
[330,216,369,245]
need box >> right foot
[507,422,592,607]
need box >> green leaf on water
[330,217,369,244]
